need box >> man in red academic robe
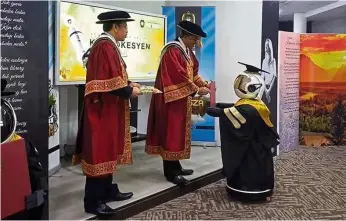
[146,20,210,186]
[72,11,141,216]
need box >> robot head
[1,79,17,144]
[234,62,268,100]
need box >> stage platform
[49,141,222,220]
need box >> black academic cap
[177,20,207,38]
[1,79,15,96]
[96,10,134,24]
[238,62,270,74]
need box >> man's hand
[206,81,211,89]
[197,87,210,96]
[130,82,141,88]
[131,87,141,98]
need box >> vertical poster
[278,31,300,153]
[48,1,60,156]
[299,34,346,146]
[162,6,216,143]
[261,0,279,155]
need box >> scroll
[139,86,162,94]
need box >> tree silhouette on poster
[331,99,346,145]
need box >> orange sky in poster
[300,34,346,83]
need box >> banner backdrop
[162,6,216,143]
[278,31,300,153]
[49,1,60,150]
[261,0,279,155]
[57,1,165,84]
[299,34,346,147]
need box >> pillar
[293,13,307,33]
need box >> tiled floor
[48,141,222,220]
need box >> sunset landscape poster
[299,34,346,146]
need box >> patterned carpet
[130,146,346,220]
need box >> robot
[207,62,279,203]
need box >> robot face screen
[248,83,263,92]
[234,73,263,99]
[234,74,251,94]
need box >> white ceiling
[279,0,342,21]
[307,2,346,21]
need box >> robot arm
[216,103,234,109]
[206,106,223,118]
[207,102,235,117]
[206,103,235,118]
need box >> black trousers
[163,160,182,179]
[84,175,119,206]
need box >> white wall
[92,1,165,15]
[166,1,263,145]
[311,17,346,33]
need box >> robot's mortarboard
[238,62,270,75]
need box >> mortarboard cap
[177,20,207,38]
[1,79,15,96]
[238,62,270,74]
[96,11,134,24]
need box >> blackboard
[1,1,49,171]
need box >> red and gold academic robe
[73,35,132,177]
[145,42,207,161]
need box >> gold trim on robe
[235,98,274,128]
[224,108,242,129]
[229,107,247,124]
[81,160,117,177]
[193,74,207,87]
[163,61,198,103]
[84,37,129,97]
[117,99,132,165]
[73,37,132,176]
[73,100,132,177]
[145,96,192,160]
[84,77,127,96]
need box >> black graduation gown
[207,102,279,202]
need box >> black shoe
[84,201,117,216]
[166,175,188,187]
[179,168,194,176]
[106,191,133,202]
